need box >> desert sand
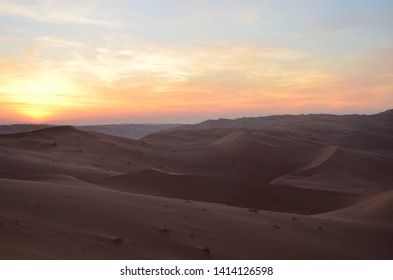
[0,110,392,259]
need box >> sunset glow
[0,0,392,124]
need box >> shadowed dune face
[0,111,393,259]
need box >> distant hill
[0,124,52,134]
[79,123,181,139]
[144,109,393,149]
[179,109,393,132]
[0,123,182,139]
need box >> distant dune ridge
[0,110,392,259]
[0,123,181,139]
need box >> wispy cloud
[34,36,84,48]
[0,0,115,26]
[0,1,38,20]
[61,40,305,84]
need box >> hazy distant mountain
[0,123,182,139]
[145,109,393,149]
[179,109,393,132]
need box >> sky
[0,0,392,124]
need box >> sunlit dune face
[2,73,81,123]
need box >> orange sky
[1,1,392,124]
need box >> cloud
[1,32,392,122]
[0,0,115,26]
[34,36,84,48]
[0,1,39,20]
[61,40,305,85]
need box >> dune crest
[296,145,338,172]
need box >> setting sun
[1,73,83,123]
[19,105,52,123]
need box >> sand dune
[318,190,393,225]
[1,110,392,259]
[272,145,393,193]
[0,123,181,140]
[0,177,391,259]
[296,145,338,171]
[99,169,364,215]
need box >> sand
[0,110,392,259]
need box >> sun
[3,73,79,123]
[20,105,53,123]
